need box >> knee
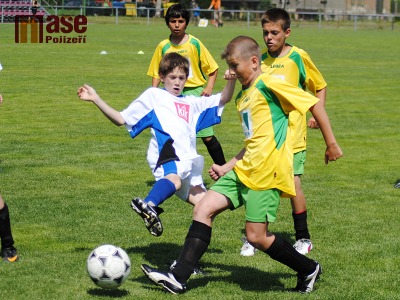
[202,136,213,143]
[246,232,264,246]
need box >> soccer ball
[87,244,131,289]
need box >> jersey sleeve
[147,43,164,79]
[300,49,327,94]
[269,77,319,115]
[186,94,224,132]
[120,88,156,138]
[198,40,219,76]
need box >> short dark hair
[165,4,190,26]
[261,8,291,31]
[158,52,190,79]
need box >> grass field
[0,16,400,299]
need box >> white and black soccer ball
[87,244,131,289]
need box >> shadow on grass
[87,287,129,297]
[126,242,222,267]
[126,241,296,294]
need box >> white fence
[2,6,400,31]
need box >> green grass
[1,16,400,299]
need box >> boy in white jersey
[0,95,19,262]
[147,4,226,167]
[141,36,342,294]
[240,8,329,257]
[77,53,236,237]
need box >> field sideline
[0,18,399,299]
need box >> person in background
[208,0,223,27]
[147,4,226,167]
[191,0,200,26]
[31,0,39,21]
[240,7,330,257]
[0,95,19,263]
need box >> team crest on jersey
[174,102,190,123]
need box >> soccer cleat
[141,264,186,294]
[295,262,322,293]
[240,238,257,257]
[131,197,163,237]
[1,246,19,262]
[293,238,313,255]
[168,260,206,275]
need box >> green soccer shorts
[210,170,281,223]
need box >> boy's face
[168,16,187,37]
[160,67,187,97]
[262,21,290,56]
[225,50,259,88]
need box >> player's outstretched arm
[77,84,125,126]
[309,103,343,164]
[219,70,237,105]
[0,94,3,103]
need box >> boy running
[240,8,329,257]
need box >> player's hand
[324,143,343,164]
[77,84,100,102]
[0,94,3,103]
[308,117,320,129]
[223,70,237,81]
[201,86,213,97]
[208,163,227,181]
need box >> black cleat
[1,246,19,262]
[131,197,163,237]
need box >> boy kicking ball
[77,53,236,237]
[141,36,342,294]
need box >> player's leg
[0,195,18,262]
[183,155,207,206]
[291,150,312,254]
[142,190,231,293]
[263,232,322,293]
[186,185,206,206]
[200,132,226,166]
[217,10,223,27]
[131,166,180,237]
[244,189,321,293]
[141,170,240,293]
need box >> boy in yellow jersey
[141,36,343,294]
[147,4,226,166]
[240,7,329,257]
[0,95,19,263]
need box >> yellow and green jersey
[233,73,318,197]
[261,45,327,153]
[147,34,219,88]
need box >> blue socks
[144,178,176,207]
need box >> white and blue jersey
[120,87,224,200]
